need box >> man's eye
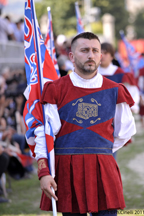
[81,49,87,52]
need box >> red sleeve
[117,83,135,107]
[40,81,57,104]
[37,158,50,180]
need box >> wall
[0,41,24,71]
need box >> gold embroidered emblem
[73,98,101,124]
[37,159,47,174]
[72,98,83,106]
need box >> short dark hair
[101,42,115,57]
[71,32,101,49]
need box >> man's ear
[69,52,74,63]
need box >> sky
[2,0,41,21]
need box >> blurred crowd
[0,8,24,43]
[0,66,36,203]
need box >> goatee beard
[74,58,100,75]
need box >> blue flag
[120,30,144,77]
[75,2,84,33]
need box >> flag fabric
[115,52,131,73]
[44,7,60,77]
[0,0,7,7]
[120,31,144,77]
[0,0,7,5]
[23,0,59,178]
[17,152,34,168]
[75,2,84,33]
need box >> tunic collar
[69,71,103,88]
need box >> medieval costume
[34,72,136,213]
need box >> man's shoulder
[55,74,69,82]
[44,75,69,88]
[52,74,69,85]
[115,67,125,74]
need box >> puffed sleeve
[34,81,61,170]
[34,104,61,161]
[40,81,57,105]
[117,83,134,107]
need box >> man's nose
[88,50,94,58]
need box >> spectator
[0,70,34,176]
[13,20,24,43]
[4,15,16,41]
[0,145,10,203]
[0,129,26,181]
[0,9,15,41]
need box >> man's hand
[40,175,58,201]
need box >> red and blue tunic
[40,75,134,213]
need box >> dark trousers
[63,210,117,216]
[0,152,10,178]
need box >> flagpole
[75,2,84,34]
[30,1,57,215]
[46,6,60,77]
[47,7,53,61]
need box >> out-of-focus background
[1,0,144,70]
[0,0,144,215]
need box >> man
[34,32,136,216]
[98,42,140,114]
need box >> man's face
[69,38,102,77]
[100,50,113,68]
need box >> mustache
[85,60,96,64]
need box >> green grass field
[0,114,144,216]
[117,114,144,210]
